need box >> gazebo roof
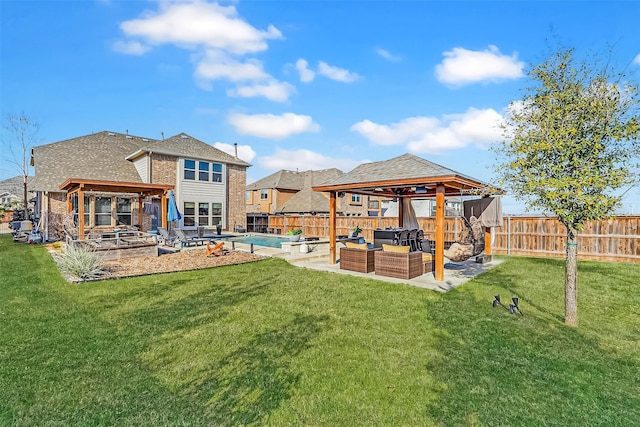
[312,153,503,198]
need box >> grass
[1,234,639,426]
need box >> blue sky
[2,0,639,214]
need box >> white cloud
[213,142,256,163]
[435,45,524,86]
[350,117,439,146]
[634,53,640,65]
[352,107,504,153]
[119,1,282,55]
[115,1,286,99]
[227,112,320,139]
[376,48,401,62]
[112,40,150,55]
[195,51,268,82]
[258,148,364,172]
[317,61,361,83]
[295,58,315,82]
[227,81,295,102]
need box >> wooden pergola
[312,154,503,281]
[59,178,175,237]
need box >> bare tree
[2,113,40,219]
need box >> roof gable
[138,133,250,167]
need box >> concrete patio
[243,243,503,292]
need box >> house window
[95,196,112,226]
[211,202,222,225]
[83,195,90,227]
[183,202,195,227]
[351,194,361,204]
[184,159,196,180]
[212,163,222,182]
[261,189,268,200]
[70,194,90,227]
[245,191,252,202]
[199,162,210,181]
[116,197,132,226]
[198,202,209,226]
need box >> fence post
[507,215,511,255]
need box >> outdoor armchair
[340,242,381,273]
[374,244,423,279]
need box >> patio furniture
[374,245,423,279]
[174,228,208,247]
[340,242,381,273]
[206,241,228,257]
[157,227,176,247]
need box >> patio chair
[374,244,423,279]
[339,241,381,273]
[157,227,177,247]
[174,228,208,247]
[206,241,228,257]
[408,229,419,251]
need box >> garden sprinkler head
[492,294,501,307]
[512,297,523,315]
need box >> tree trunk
[565,226,578,327]
[23,174,29,219]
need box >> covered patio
[59,178,175,237]
[312,154,504,282]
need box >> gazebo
[312,154,504,281]
[59,178,175,237]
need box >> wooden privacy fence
[267,214,640,263]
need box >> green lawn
[1,234,639,426]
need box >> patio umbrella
[166,190,182,232]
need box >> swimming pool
[226,235,289,248]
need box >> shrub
[57,244,106,280]
[286,228,303,236]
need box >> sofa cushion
[382,244,410,253]
[422,253,433,262]
[345,241,369,250]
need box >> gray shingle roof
[247,168,342,191]
[277,188,332,213]
[31,131,151,192]
[0,175,33,195]
[327,153,480,186]
[31,131,251,192]
[132,133,251,167]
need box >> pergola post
[484,227,492,255]
[138,196,144,232]
[329,191,337,264]
[78,186,85,239]
[398,196,404,228]
[435,184,445,281]
[161,192,168,228]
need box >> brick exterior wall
[46,192,68,241]
[227,164,247,231]
[150,153,177,185]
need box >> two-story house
[30,131,250,241]
[245,168,386,232]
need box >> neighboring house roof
[31,131,250,192]
[277,188,332,214]
[0,176,33,197]
[247,168,343,191]
[126,133,251,167]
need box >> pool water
[227,235,289,248]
